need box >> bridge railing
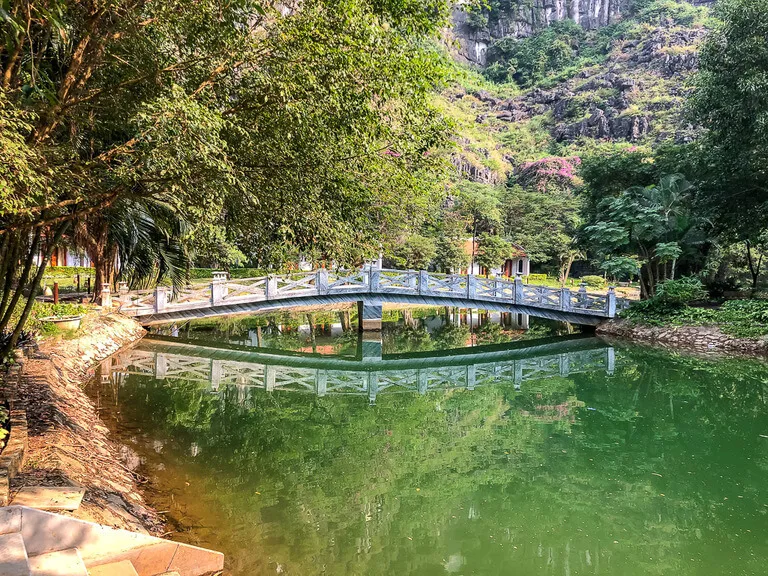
[113,267,628,319]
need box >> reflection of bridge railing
[110,268,629,322]
[104,337,617,405]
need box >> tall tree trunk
[0,228,42,333]
[746,241,761,289]
[0,223,67,358]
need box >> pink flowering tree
[516,156,582,192]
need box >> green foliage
[434,236,469,273]
[655,276,708,304]
[526,273,548,283]
[390,235,437,269]
[6,302,90,336]
[633,0,711,26]
[501,184,582,269]
[188,268,269,280]
[581,275,606,289]
[623,297,768,338]
[476,233,512,271]
[583,174,709,298]
[485,20,588,86]
[599,256,641,280]
[0,405,8,451]
[689,0,768,236]
[41,267,95,278]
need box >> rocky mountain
[443,0,712,185]
[450,0,713,65]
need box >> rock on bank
[12,312,161,533]
[597,318,768,356]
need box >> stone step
[12,487,85,511]
[87,560,139,576]
[29,548,87,576]
[0,532,30,576]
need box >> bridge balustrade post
[155,352,167,379]
[466,365,476,390]
[408,270,418,291]
[154,286,167,312]
[418,371,428,395]
[514,275,524,305]
[98,284,111,309]
[118,281,128,296]
[560,288,572,312]
[578,282,587,308]
[210,359,222,392]
[210,280,225,305]
[606,347,616,375]
[369,268,380,293]
[559,354,570,377]
[316,371,327,397]
[418,271,429,295]
[467,274,477,299]
[606,286,617,318]
[265,276,278,300]
[265,365,276,391]
[514,360,522,391]
[316,268,329,295]
[368,373,378,405]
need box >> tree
[583,174,709,298]
[744,232,768,289]
[689,0,768,235]
[434,236,469,273]
[476,233,512,272]
[390,235,437,270]
[501,185,582,272]
[0,0,453,355]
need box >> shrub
[705,278,741,299]
[581,275,606,289]
[526,273,548,284]
[41,266,95,278]
[656,277,707,305]
[189,267,268,280]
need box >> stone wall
[597,319,768,356]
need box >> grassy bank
[621,299,768,339]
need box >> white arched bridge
[111,268,629,327]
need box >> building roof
[462,238,527,259]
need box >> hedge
[525,273,548,284]
[41,266,95,277]
[580,275,606,288]
[189,267,269,280]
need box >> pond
[87,307,768,576]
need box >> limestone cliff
[442,0,711,184]
[451,0,713,65]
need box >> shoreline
[597,318,768,356]
[8,312,163,534]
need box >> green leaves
[689,0,768,234]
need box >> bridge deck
[111,269,629,325]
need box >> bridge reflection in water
[104,334,617,405]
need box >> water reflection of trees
[99,347,768,576]
[153,307,577,355]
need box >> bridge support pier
[357,299,382,331]
[359,332,383,361]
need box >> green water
[89,308,768,576]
